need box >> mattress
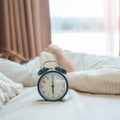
[1,87,120,120]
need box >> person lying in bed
[0,48,29,64]
[44,44,120,94]
[1,44,120,95]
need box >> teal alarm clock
[37,61,69,101]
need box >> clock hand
[52,75,54,96]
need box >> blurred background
[49,0,119,56]
[0,0,119,58]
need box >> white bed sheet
[1,87,120,120]
[1,51,120,120]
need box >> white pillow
[0,72,23,106]
[23,56,41,86]
[0,58,33,87]
[40,51,58,68]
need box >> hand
[44,44,62,54]
[44,44,74,72]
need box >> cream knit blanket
[0,72,23,106]
[40,51,120,94]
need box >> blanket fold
[0,72,23,106]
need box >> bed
[1,50,120,120]
[1,87,120,120]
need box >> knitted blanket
[0,72,23,106]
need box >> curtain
[119,0,120,55]
[0,0,51,58]
[104,0,119,56]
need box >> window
[49,0,119,56]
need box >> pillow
[40,51,58,68]
[23,52,58,86]
[0,58,33,87]
[0,72,23,106]
[23,56,41,86]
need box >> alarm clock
[37,61,69,101]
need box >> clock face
[37,71,68,101]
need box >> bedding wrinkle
[0,72,23,106]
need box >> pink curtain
[0,0,51,58]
